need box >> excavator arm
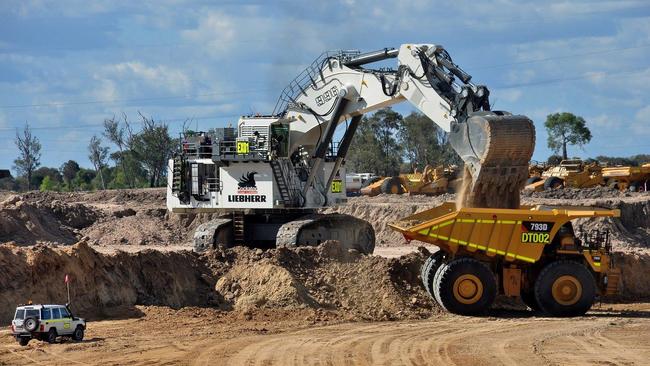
[279,44,535,208]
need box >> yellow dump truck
[525,159,603,191]
[601,163,650,191]
[360,165,457,196]
[390,203,620,316]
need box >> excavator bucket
[450,112,535,209]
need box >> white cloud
[181,12,236,55]
[631,105,650,135]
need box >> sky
[1,0,649,172]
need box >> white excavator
[167,44,535,253]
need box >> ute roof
[16,304,67,309]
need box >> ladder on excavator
[270,159,297,206]
[233,211,245,245]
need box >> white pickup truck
[11,304,86,346]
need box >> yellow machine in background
[360,165,458,196]
[525,159,603,191]
[390,203,620,316]
[602,163,650,191]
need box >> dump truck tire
[381,177,403,194]
[526,176,542,185]
[534,260,596,317]
[544,177,564,190]
[421,251,446,300]
[434,257,497,315]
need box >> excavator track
[451,112,535,209]
[276,214,375,254]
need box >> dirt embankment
[0,189,218,247]
[0,241,434,325]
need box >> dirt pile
[206,241,436,320]
[0,241,435,324]
[521,186,631,199]
[0,195,81,245]
[0,190,215,247]
[0,242,215,324]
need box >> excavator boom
[278,44,535,208]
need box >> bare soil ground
[1,303,649,365]
[1,188,650,365]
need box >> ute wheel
[421,251,447,300]
[534,260,596,317]
[526,176,542,185]
[629,182,640,192]
[18,337,29,346]
[380,177,403,195]
[433,258,497,315]
[46,328,58,344]
[520,289,540,311]
[72,326,84,342]
[544,177,564,190]
[23,317,39,332]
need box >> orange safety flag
[64,274,70,284]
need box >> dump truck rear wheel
[534,260,596,317]
[381,177,403,194]
[421,251,446,300]
[434,258,496,315]
[544,177,564,190]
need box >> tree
[547,154,563,165]
[399,111,460,171]
[31,167,62,189]
[88,135,109,190]
[346,117,384,174]
[129,113,175,187]
[104,114,135,187]
[60,160,80,190]
[14,122,41,190]
[544,112,592,160]
[40,176,56,191]
[369,108,403,176]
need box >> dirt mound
[80,211,189,246]
[206,242,436,320]
[522,186,632,199]
[21,188,166,206]
[216,262,317,310]
[325,194,454,246]
[0,242,215,324]
[0,195,79,245]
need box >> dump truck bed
[390,202,620,264]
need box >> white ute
[11,304,86,346]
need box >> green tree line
[2,113,176,192]
[346,108,461,176]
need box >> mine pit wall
[0,243,215,325]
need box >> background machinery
[167,44,535,253]
[526,159,603,191]
[602,163,650,191]
[391,202,620,316]
[360,165,458,196]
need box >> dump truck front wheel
[434,258,496,315]
[534,260,596,317]
[421,251,447,300]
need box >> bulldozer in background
[360,165,459,196]
[525,159,603,191]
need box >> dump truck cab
[390,203,620,316]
